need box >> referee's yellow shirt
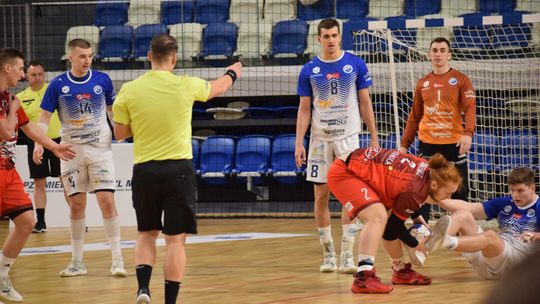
[16,83,62,139]
[113,70,211,164]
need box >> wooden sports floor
[0,218,495,304]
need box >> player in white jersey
[36,39,127,278]
[296,18,379,273]
[426,167,540,279]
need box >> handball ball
[409,224,431,239]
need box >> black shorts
[27,138,61,179]
[132,159,197,235]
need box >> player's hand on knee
[33,144,44,165]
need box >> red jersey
[346,147,430,220]
[0,91,30,168]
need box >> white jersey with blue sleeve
[41,69,115,146]
[482,196,540,252]
[297,51,372,141]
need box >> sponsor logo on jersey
[93,85,103,94]
[426,122,452,129]
[76,93,91,101]
[415,162,428,178]
[322,128,345,136]
[504,205,512,213]
[318,97,334,109]
[527,209,535,217]
[384,151,400,165]
[61,86,70,94]
[449,77,458,85]
[464,89,476,98]
[345,201,354,211]
[434,83,444,88]
[429,130,452,138]
[423,81,430,88]
[363,147,381,160]
[343,64,353,74]
[326,73,340,80]
[312,66,320,74]
[425,103,439,115]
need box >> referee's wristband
[224,69,237,84]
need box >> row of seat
[192,130,538,185]
[67,12,539,62]
[94,0,539,28]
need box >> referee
[113,34,242,304]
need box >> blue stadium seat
[132,24,168,60]
[270,20,308,56]
[195,0,230,24]
[199,135,236,184]
[297,0,333,21]
[497,130,539,171]
[387,134,419,154]
[359,133,371,148]
[384,16,417,52]
[192,138,200,170]
[233,135,272,185]
[95,0,128,27]
[469,132,497,173]
[336,0,369,20]
[270,134,306,184]
[479,0,516,14]
[405,0,441,18]
[452,13,492,50]
[273,106,298,118]
[97,25,133,61]
[161,0,195,25]
[242,107,277,119]
[342,18,380,53]
[201,22,238,58]
[491,15,531,49]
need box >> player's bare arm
[208,62,242,100]
[439,199,487,219]
[358,88,379,147]
[32,110,53,164]
[113,122,132,141]
[295,96,311,168]
[0,95,21,140]
[20,122,75,161]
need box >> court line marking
[17,232,311,256]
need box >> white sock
[391,256,406,271]
[70,218,86,262]
[342,224,357,239]
[442,235,459,250]
[318,226,333,244]
[0,254,15,277]
[357,254,375,272]
[103,216,122,260]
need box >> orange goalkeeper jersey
[401,68,476,148]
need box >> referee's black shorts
[27,138,61,179]
[132,159,197,235]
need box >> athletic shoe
[425,215,452,252]
[338,250,356,274]
[111,257,128,277]
[392,263,432,285]
[320,252,337,272]
[0,275,23,302]
[59,260,87,277]
[136,288,151,304]
[32,221,47,233]
[405,245,427,266]
[351,269,393,294]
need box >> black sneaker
[32,221,47,233]
[136,288,151,304]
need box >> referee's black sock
[36,208,45,223]
[136,264,153,295]
[165,280,180,304]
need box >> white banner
[13,143,137,227]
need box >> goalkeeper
[400,37,477,222]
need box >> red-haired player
[327,147,462,293]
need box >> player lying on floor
[426,167,540,279]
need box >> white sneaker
[405,245,427,266]
[111,257,128,277]
[59,260,87,277]
[0,275,23,302]
[136,288,151,304]
[319,241,337,272]
[425,215,452,252]
[338,251,356,273]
